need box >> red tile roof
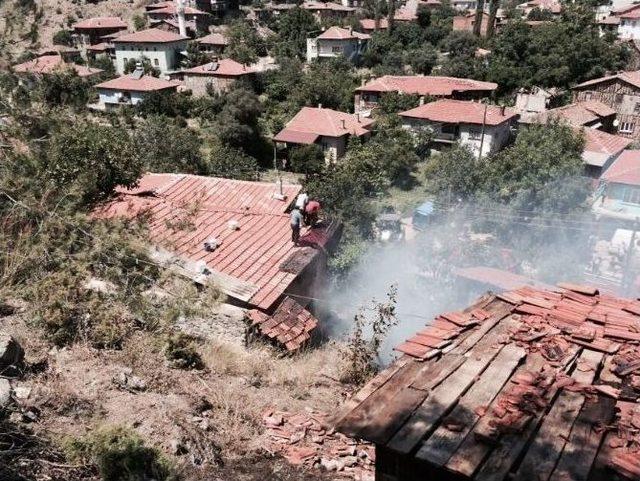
[359,18,389,30]
[274,107,374,141]
[618,4,640,18]
[399,99,517,126]
[73,16,127,30]
[86,42,112,52]
[583,129,632,155]
[95,74,182,92]
[148,4,210,15]
[535,101,615,127]
[574,70,640,91]
[336,284,640,481]
[197,32,229,46]
[183,59,254,77]
[113,27,188,43]
[247,297,319,351]
[454,266,554,291]
[302,1,356,11]
[12,55,103,77]
[316,26,370,40]
[94,173,337,310]
[601,150,640,186]
[356,75,497,96]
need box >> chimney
[356,112,360,123]
[318,103,322,109]
[500,105,506,116]
[348,26,353,35]
[175,0,187,38]
[341,119,346,129]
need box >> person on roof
[290,207,304,245]
[304,199,321,227]
[295,192,309,211]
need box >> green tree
[43,123,143,205]
[52,29,73,46]
[123,57,160,77]
[36,70,90,109]
[182,41,210,68]
[405,44,438,74]
[136,91,193,118]
[133,116,207,174]
[226,19,265,65]
[132,14,147,31]
[289,144,325,175]
[207,142,259,180]
[272,7,320,60]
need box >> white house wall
[114,41,188,74]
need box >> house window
[620,122,636,133]
[584,92,593,101]
[123,57,128,64]
[154,58,159,66]
[468,128,482,140]
[635,103,640,114]
[615,93,625,103]
[623,187,640,204]
[332,46,342,53]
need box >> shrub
[52,29,73,46]
[65,426,177,481]
[207,143,259,181]
[164,333,204,370]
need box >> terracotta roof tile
[574,70,640,90]
[95,74,182,92]
[356,75,497,96]
[535,101,615,127]
[275,107,374,140]
[95,173,338,310]
[601,150,640,186]
[359,18,389,29]
[148,4,210,15]
[316,26,370,40]
[12,55,103,77]
[73,16,127,30]
[183,59,254,76]
[197,32,229,46]
[113,27,188,43]
[399,99,517,125]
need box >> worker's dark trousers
[291,225,300,244]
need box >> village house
[301,1,356,21]
[581,127,633,178]
[306,27,370,64]
[92,70,182,110]
[95,173,341,352]
[573,69,640,140]
[151,18,198,37]
[614,3,640,39]
[358,18,390,34]
[72,17,128,46]
[514,86,564,118]
[335,283,640,481]
[113,28,189,75]
[516,0,562,16]
[594,149,640,221]
[525,100,617,132]
[399,99,518,158]
[196,32,229,54]
[274,106,374,161]
[452,11,497,37]
[450,0,477,11]
[12,54,103,85]
[147,3,212,33]
[181,58,254,96]
[355,75,498,114]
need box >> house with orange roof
[516,0,562,16]
[113,28,189,75]
[355,75,497,114]
[301,1,356,21]
[594,150,640,221]
[274,106,375,161]
[72,17,128,46]
[581,128,633,178]
[612,3,640,39]
[306,26,370,64]
[573,70,640,140]
[12,54,103,85]
[196,31,229,54]
[526,100,617,132]
[92,69,182,110]
[181,58,254,96]
[94,173,341,352]
[399,99,518,157]
[147,3,212,33]
[452,11,497,37]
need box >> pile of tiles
[263,409,374,480]
[247,297,318,352]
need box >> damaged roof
[531,101,616,127]
[12,55,103,77]
[94,173,339,310]
[356,75,497,96]
[335,283,640,481]
[602,150,640,186]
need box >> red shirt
[305,200,321,214]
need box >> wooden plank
[481,349,603,481]
[410,354,465,391]
[415,344,526,467]
[333,356,410,428]
[549,395,616,481]
[445,347,579,478]
[598,355,621,385]
[386,317,516,455]
[337,360,427,442]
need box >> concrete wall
[115,41,188,74]
[97,88,146,108]
[306,38,365,63]
[618,18,640,39]
[402,118,512,158]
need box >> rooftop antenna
[175,0,187,38]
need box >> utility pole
[623,219,639,296]
[477,102,488,160]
